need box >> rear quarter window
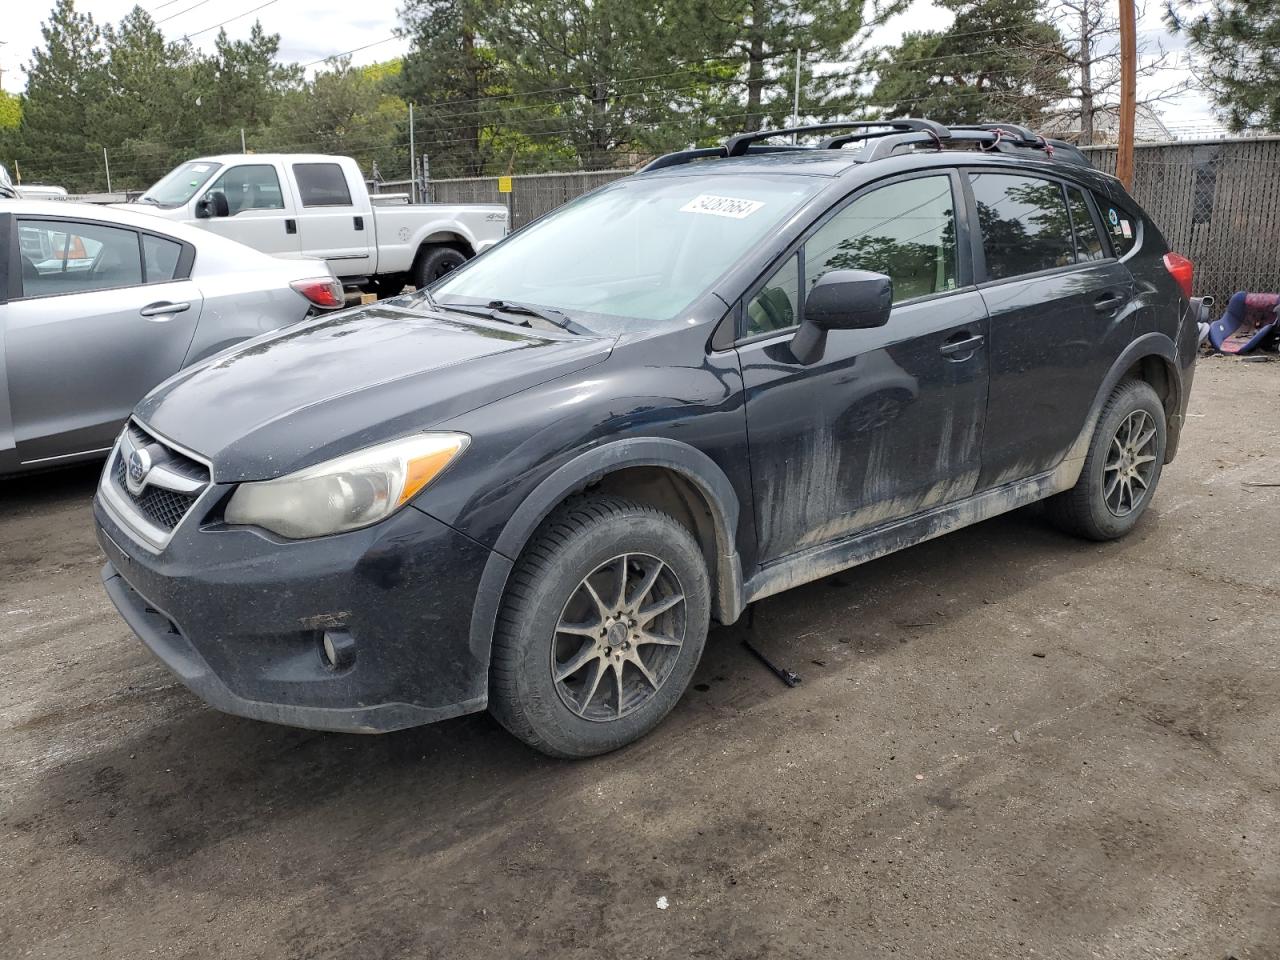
[1098,196,1140,257]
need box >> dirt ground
[2,357,1278,960]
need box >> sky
[0,0,1223,137]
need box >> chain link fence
[1061,139,1280,306]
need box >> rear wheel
[489,496,710,758]
[1047,379,1166,540]
[412,245,467,290]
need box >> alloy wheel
[1103,409,1158,517]
[551,553,686,722]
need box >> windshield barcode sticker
[680,194,765,219]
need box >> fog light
[321,629,356,670]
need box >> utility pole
[408,102,417,203]
[1116,0,1137,189]
[103,147,112,193]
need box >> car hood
[136,304,616,482]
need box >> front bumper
[95,495,498,733]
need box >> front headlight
[224,433,468,539]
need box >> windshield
[140,160,222,208]
[433,174,822,325]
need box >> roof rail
[639,117,1092,174]
[723,119,951,157]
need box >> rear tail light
[1163,252,1194,300]
[290,277,344,309]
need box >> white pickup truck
[128,154,508,295]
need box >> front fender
[451,437,747,691]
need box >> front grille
[112,457,200,531]
[108,421,211,538]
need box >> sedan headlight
[224,433,468,539]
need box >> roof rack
[723,119,952,157]
[639,117,1091,173]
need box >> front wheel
[1047,378,1167,540]
[489,496,711,758]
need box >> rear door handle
[139,301,190,319]
[285,218,297,235]
[1094,293,1124,312]
[353,216,364,231]
[939,333,985,358]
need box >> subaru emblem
[126,447,152,494]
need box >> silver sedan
[1,200,342,475]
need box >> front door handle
[140,301,190,319]
[1094,292,1124,313]
[939,333,985,358]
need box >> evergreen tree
[475,0,709,168]
[870,0,1071,126]
[1166,0,1280,132]
[691,0,903,132]
[396,0,502,177]
[269,59,408,179]
[101,7,200,188]
[18,0,109,190]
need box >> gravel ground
[2,357,1278,960]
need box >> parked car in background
[95,120,1204,758]
[128,154,509,297]
[1,200,341,476]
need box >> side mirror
[196,191,230,219]
[791,270,893,365]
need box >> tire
[1047,378,1167,541]
[412,245,467,290]
[489,495,711,758]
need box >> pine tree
[1166,0,1280,132]
[18,0,109,189]
[396,0,502,177]
[870,0,1071,126]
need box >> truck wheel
[489,496,711,758]
[413,246,467,290]
[1047,379,1167,541]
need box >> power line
[180,0,281,41]
[157,0,215,26]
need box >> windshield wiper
[486,299,593,334]
[428,297,531,327]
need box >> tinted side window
[142,234,184,282]
[1066,187,1106,262]
[1098,196,1140,256]
[746,252,800,337]
[805,176,957,303]
[970,174,1075,280]
[17,219,142,299]
[293,163,353,207]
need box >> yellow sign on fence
[497,176,513,194]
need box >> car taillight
[290,278,344,309]
[1163,252,1194,300]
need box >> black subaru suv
[95,120,1203,758]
